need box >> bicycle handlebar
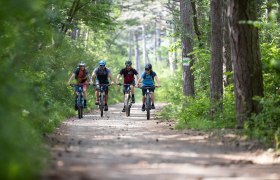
[137,86,160,89]
[69,83,91,87]
[118,83,135,86]
[92,84,112,86]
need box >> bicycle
[93,84,110,117]
[139,86,157,120]
[119,83,134,117]
[70,83,88,119]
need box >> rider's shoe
[122,107,125,112]
[151,104,155,109]
[131,96,135,103]
[95,101,99,105]
[141,104,145,111]
[104,105,108,111]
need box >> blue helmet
[99,60,106,66]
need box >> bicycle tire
[78,107,82,119]
[99,94,104,117]
[125,94,130,117]
[77,94,83,119]
[146,95,151,120]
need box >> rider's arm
[108,73,114,84]
[68,73,75,84]
[116,74,121,84]
[135,74,140,82]
[154,75,160,87]
[136,77,142,86]
[90,71,96,84]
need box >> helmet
[125,60,132,66]
[145,64,151,70]
[99,60,106,66]
[79,61,86,67]
[147,63,152,69]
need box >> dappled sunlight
[44,103,280,179]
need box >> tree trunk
[191,0,203,48]
[156,26,162,62]
[228,0,264,128]
[142,24,148,65]
[210,0,223,114]
[61,0,81,34]
[134,31,141,72]
[128,30,133,61]
[169,23,178,72]
[180,0,195,97]
[223,0,232,86]
[154,21,157,62]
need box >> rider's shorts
[142,86,155,96]
[123,81,135,94]
[75,83,87,92]
[96,82,109,95]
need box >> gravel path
[41,103,280,180]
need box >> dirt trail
[42,103,280,180]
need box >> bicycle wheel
[125,93,130,117]
[77,95,83,119]
[146,95,151,120]
[99,94,104,117]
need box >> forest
[0,0,280,179]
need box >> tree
[180,0,195,97]
[228,0,264,128]
[223,0,232,86]
[210,0,223,114]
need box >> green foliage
[0,0,124,179]
[245,95,280,147]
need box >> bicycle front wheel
[77,95,83,119]
[78,107,83,119]
[99,94,104,117]
[146,95,151,120]
[125,93,130,117]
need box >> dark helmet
[125,60,132,66]
[145,64,151,70]
[147,63,152,69]
[78,61,86,67]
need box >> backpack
[96,67,109,76]
[143,71,155,80]
[74,68,89,79]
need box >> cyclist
[90,60,114,111]
[68,61,90,109]
[116,60,140,112]
[136,64,160,111]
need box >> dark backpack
[74,68,89,79]
[143,71,155,80]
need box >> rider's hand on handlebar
[110,81,114,85]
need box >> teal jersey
[141,71,156,86]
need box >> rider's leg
[104,91,109,111]
[151,92,155,109]
[95,90,99,105]
[151,92,154,104]
[141,89,146,111]
[83,89,87,107]
[131,86,135,103]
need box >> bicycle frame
[122,84,133,117]
[70,84,86,119]
[94,84,110,117]
[140,86,155,120]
